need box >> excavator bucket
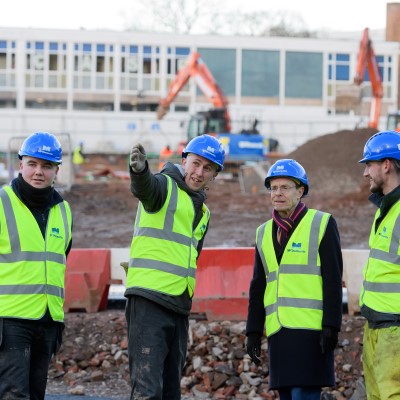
[156,104,169,120]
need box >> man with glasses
[246,158,343,400]
[358,130,400,399]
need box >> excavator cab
[187,109,230,141]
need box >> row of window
[0,39,392,102]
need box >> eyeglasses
[267,185,297,194]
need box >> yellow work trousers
[363,324,400,400]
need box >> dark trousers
[279,387,321,400]
[125,296,189,400]
[0,318,61,400]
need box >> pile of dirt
[287,128,377,195]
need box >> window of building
[241,50,279,97]
[196,48,236,96]
[285,52,323,99]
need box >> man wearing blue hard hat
[0,132,72,399]
[358,130,400,400]
[246,159,343,400]
[125,134,224,399]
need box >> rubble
[47,311,366,399]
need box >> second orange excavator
[354,27,383,129]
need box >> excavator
[354,27,383,129]
[156,51,268,162]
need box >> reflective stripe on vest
[360,200,400,313]
[256,209,330,337]
[127,175,210,297]
[0,186,72,321]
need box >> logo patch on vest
[288,242,305,253]
[50,227,63,239]
[378,226,389,239]
[200,223,207,236]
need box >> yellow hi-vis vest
[256,209,330,337]
[360,199,400,313]
[72,146,84,165]
[0,186,72,322]
[126,175,210,297]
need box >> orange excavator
[156,51,268,162]
[354,27,383,129]
[156,51,232,136]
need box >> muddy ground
[63,127,377,251]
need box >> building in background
[0,7,399,155]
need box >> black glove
[320,327,338,354]
[246,333,261,365]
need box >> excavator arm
[157,51,231,132]
[354,28,383,129]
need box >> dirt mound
[287,128,377,195]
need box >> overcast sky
[0,0,391,33]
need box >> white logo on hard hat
[43,146,51,152]
[206,146,215,153]
[277,166,285,170]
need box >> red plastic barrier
[64,249,111,313]
[192,247,255,321]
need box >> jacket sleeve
[129,162,168,212]
[246,247,267,336]
[320,216,343,331]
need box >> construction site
[1,3,400,400]
[40,126,376,399]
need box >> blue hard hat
[18,132,62,164]
[359,130,400,163]
[182,135,225,172]
[265,159,309,195]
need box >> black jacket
[246,206,343,388]
[125,161,209,316]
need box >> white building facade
[0,27,399,154]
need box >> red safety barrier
[192,247,255,321]
[64,249,111,313]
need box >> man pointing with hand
[124,135,225,400]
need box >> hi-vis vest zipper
[127,175,210,297]
[256,209,330,337]
[0,186,72,321]
[360,199,400,313]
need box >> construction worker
[72,141,86,177]
[358,130,400,399]
[0,132,73,399]
[158,144,174,170]
[125,134,224,399]
[246,159,343,400]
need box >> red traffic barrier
[64,249,111,313]
[192,247,255,321]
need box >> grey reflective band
[266,270,277,284]
[279,264,321,275]
[265,302,277,316]
[279,297,323,310]
[308,211,325,265]
[0,283,64,298]
[364,281,400,293]
[0,189,21,250]
[129,257,196,278]
[0,251,64,264]
[256,223,269,276]
[370,248,400,265]
[58,201,70,249]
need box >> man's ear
[181,157,187,168]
